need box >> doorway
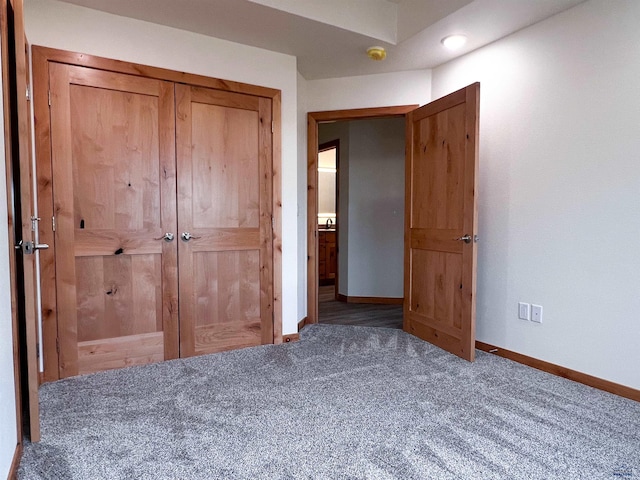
[317,117,405,328]
[307,106,417,327]
[307,85,480,361]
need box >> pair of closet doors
[38,52,275,379]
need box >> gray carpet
[18,324,640,479]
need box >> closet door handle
[154,232,174,242]
[181,232,200,242]
[454,234,478,244]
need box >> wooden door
[176,84,273,357]
[49,64,178,377]
[404,83,480,361]
[2,0,41,440]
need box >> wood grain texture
[271,92,282,345]
[318,230,336,283]
[32,45,59,382]
[306,113,319,325]
[33,46,282,378]
[258,96,274,344]
[309,105,418,122]
[50,64,178,377]
[9,0,40,441]
[476,341,640,403]
[30,46,280,99]
[404,83,480,362]
[50,62,79,377]
[158,81,179,360]
[75,255,162,342]
[78,332,164,375]
[177,84,273,358]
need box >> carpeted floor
[18,324,640,479]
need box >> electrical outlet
[531,304,543,323]
[518,302,530,320]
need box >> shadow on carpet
[18,324,640,479]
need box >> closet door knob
[154,232,174,242]
[181,232,200,241]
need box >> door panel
[3,0,40,440]
[49,63,178,377]
[404,83,479,361]
[176,84,273,358]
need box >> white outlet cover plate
[531,304,543,323]
[518,302,530,321]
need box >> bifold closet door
[176,84,273,357]
[49,63,179,377]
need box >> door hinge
[31,215,41,231]
[52,215,56,232]
[271,121,274,134]
[36,343,40,358]
[26,86,31,101]
[56,338,60,354]
[271,215,275,229]
[48,90,51,106]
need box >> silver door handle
[154,232,174,242]
[181,232,201,242]
[456,234,472,244]
[14,240,49,254]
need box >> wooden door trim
[32,47,283,380]
[272,92,283,344]
[307,105,417,326]
[31,46,58,381]
[30,46,280,99]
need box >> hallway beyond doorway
[318,286,402,329]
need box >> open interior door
[404,83,480,362]
[2,0,41,440]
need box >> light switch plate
[518,302,530,321]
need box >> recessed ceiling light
[441,34,467,50]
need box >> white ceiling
[57,0,585,80]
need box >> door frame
[32,46,283,381]
[306,106,417,326]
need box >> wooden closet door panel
[50,63,178,377]
[176,85,273,358]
